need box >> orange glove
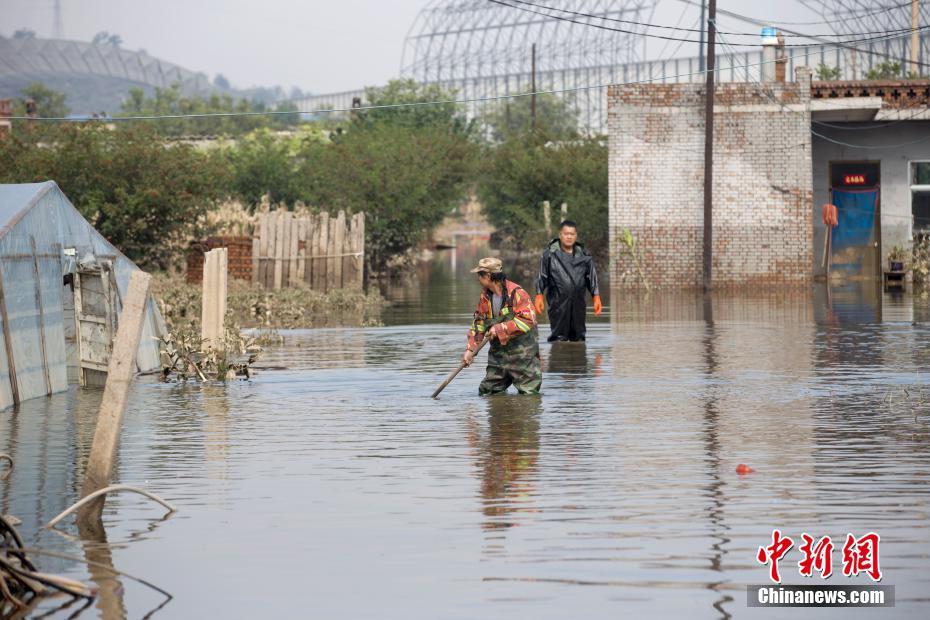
[534,294,545,315]
[593,295,602,316]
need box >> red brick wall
[187,236,253,284]
[608,69,814,290]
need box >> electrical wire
[715,30,930,151]
[508,0,917,38]
[814,108,930,131]
[501,0,757,36]
[9,20,930,123]
[489,0,930,48]
[675,0,912,27]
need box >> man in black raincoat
[534,220,601,342]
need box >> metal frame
[399,0,658,131]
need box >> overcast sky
[2,1,839,95]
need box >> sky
[1,1,856,95]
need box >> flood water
[3,242,930,618]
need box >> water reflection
[699,295,732,618]
[470,395,541,535]
[3,279,930,617]
[547,342,588,376]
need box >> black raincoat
[535,239,599,342]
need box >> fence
[252,209,365,291]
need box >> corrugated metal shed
[0,181,164,410]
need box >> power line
[10,24,930,123]
[489,0,930,47]
[507,0,916,38]
[500,0,756,36]
[715,30,930,151]
[676,0,912,27]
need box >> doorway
[829,161,880,279]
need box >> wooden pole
[698,0,707,73]
[78,270,152,524]
[431,337,490,399]
[702,0,717,292]
[531,43,537,133]
[912,0,920,76]
[273,210,285,290]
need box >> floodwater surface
[2,249,930,618]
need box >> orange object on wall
[821,203,838,228]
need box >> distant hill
[0,35,295,115]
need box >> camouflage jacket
[467,280,538,349]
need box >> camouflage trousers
[479,330,542,395]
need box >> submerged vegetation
[152,274,384,381]
[152,274,385,331]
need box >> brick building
[608,68,814,289]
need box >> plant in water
[618,228,651,292]
[158,314,263,382]
[912,237,930,284]
[888,244,908,263]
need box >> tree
[13,29,36,39]
[91,31,121,46]
[14,82,69,119]
[478,134,608,259]
[119,84,299,136]
[482,92,579,141]
[357,79,474,136]
[214,74,231,90]
[298,122,477,273]
[0,124,228,269]
[815,64,842,81]
[228,129,303,207]
[865,61,903,80]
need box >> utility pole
[698,0,706,73]
[702,0,716,292]
[53,0,63,39]
[531,43,537,133]
[912,0,920,77]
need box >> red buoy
[736,464,755,475]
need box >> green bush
[478,133,608,258]
[0,123,227,269]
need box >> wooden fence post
[355,213,365,289]
[77,271,152,524]
[201,248,228,352]
[274,210,285,290]
[334,210,346,289]
[317,211,330,292]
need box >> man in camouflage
[462,257,542,395]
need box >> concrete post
[78,270,152,524]
[201,248,228,351]
[543,201,551,237]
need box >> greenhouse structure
[0,181,164,410]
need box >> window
[911,162,930,235]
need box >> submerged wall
[607,69,814,289]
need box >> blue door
[830,188,880,278]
